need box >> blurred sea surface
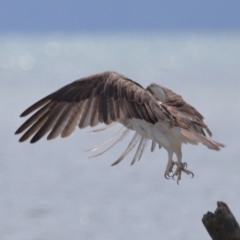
[1,32,240,240]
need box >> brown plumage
[160,86,212,136]
[16,71,172,143]
[15,71,225,183]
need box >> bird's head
[146,83,167,103]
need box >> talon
[173,171,181,182]
[164,173,172,179]
[182,162,187,168]
[165,173,170,179]
[164,160,176,180]
[182,169,194,177]
[177,177,181,185]
[171,162,194,183]
[163,160,194,183]
[172,172,177,179]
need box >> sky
[0,0,240,32]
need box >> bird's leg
[172,149,194,184]
[164,149,176,179]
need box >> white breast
[129,118,183,150]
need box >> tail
[181,129,225,151]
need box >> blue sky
[0,0,240,32]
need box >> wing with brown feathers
[160,87,212,137]
[146,83,224,150]
[15,71,173,143]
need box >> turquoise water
[1,32,240,240]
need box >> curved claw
[189,171,194,178]
[172,173,178,180]
[177,178,181,185]
[171,162,194,183]
[164,160,194,183]
[182,162,187,168]
[172,172,181,184]
[164,173,171,179]
[172,173,180,180]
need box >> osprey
[15,71,224,183]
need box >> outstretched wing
[15,71,173,143]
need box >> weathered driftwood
[202,201,240,240]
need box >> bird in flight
[15,71,224,183]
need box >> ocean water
[1,32,240,240]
